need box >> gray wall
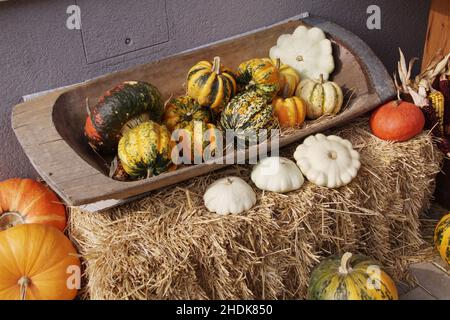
[0,0,430,180]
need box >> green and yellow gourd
[219,90,278,142]
[162,95,211,132]
[118,121,173,179]
[308,252,398,300]
[84,81,163,153]
[235,58,280,100]
[434,213,450,265]
[262,58,300,98]
[187,57,237,112]
[173,121,220,163]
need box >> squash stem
[212,57,221,75]
[338,252,353,274]
[319,74,324,84]
[18,276,31,300]
[393,99,401,107]
[275,58,281,70]
[0,212,25,231]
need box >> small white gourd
[203,176,256,215]
[269,26,335,80]
[293,134,361,188]
[296,75,343,120]
[251,157,304,193]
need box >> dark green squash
[162,95,211,132]
[85,81,163,153]
[219,90,279,143]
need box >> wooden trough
[12,16,395,207]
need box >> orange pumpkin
[0,224,80,300]
[0,178,66,231]
[273,96,307,128]
[370,100,425,142]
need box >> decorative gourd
[109,156,131,181]
[203,177,256,215]
[308,252,398,300]
[434,213,450,265]
[118,121,173,179]
[84,81,163,153]
[263,58,300,98]
[162,95,211,132]
[236,58,280,99]
[369,100,425,142]
[251,157,304,193]
[294,134,360,188]
[296,75,343,119]
[269,25,335,80]
[187,56,237,111]
[0,178,66,231]
[272,96,306,128]
[0,224,81,300]
[173,121,221,163]
[219,90,279,142]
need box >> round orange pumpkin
[273,96,306,128]
[369,100,425,142]
[0,178,66,231]
[0,224,80,300]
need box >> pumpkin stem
[393,99,401,107]
[212,56,221,75]
[338,252,353,274]
[18,276,31,300]
[0,212,25,231]
[319,74,324,84]
[275,58,281,70]
[328,151,338,160]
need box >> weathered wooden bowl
[12,16,395,207]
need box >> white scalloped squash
[269,26,334,81]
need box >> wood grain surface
[422,0,450,71]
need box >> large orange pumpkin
[0,179,66,231]
[273,96,306,128]
[370,100,425,142]
[0,224,80,300]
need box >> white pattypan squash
[293,134,360,188]
[269,26,334,81]
[251,157,304,193]
[203,176,256,215]
[296,75,343,120]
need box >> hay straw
[68,118,443,300]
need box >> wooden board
[422,0,450,70]
[12,16,395,206]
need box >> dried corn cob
[429,89,445,134]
